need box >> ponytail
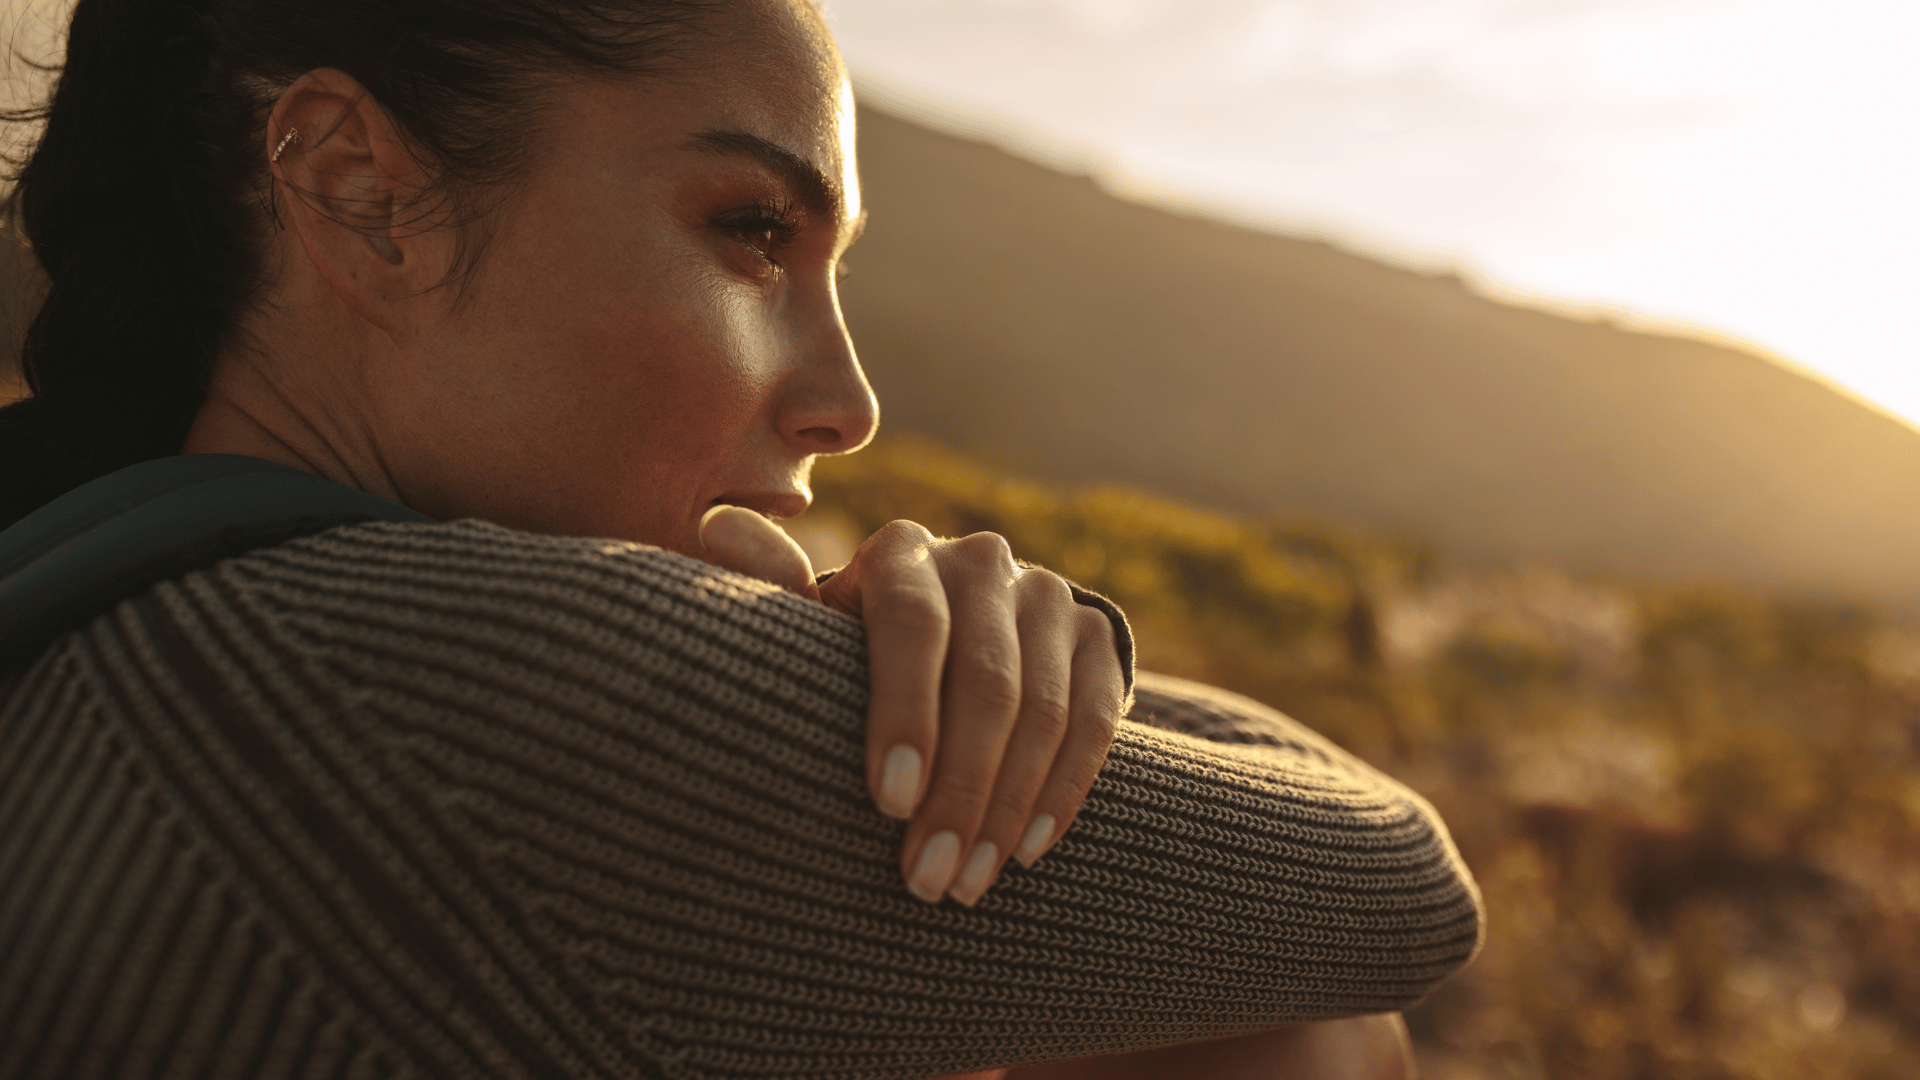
[1,0,242,526]
[1,0,718,529]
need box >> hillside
[841,103,1920,610]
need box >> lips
[709,489,810,520]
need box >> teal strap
[0,455,429,672]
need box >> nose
[778,313,879,456]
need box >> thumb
[698,505,821,599]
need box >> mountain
[841,101,1920,609]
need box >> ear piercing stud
[271,127,302,164]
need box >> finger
[1010,604,1124,870]
[850,521,950,824]
[901,532,1025,903]
[698,504,818,598]
[946,571,1077,906]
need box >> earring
[271,127,302,164]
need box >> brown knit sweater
[0,519,1482,1080]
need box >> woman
[0,0,1482,1077]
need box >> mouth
[709,489,810,520]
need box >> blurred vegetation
[805,437,1920,1080]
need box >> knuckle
[1074,693,1122,743]
[981,790,1034,832]
[874,518,935,550]
[1018,677,1072,735]
[1088,705,1121,745]
[955,666,1023,717]
[876,584,948,635]
[955,531,1016,571]
[1018,567,1076,609]
[931,771,998,810]
[1076,604,1116,644]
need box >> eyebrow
[686,129,842,222]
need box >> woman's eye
[742,227,779,261]
[716,201,801,271]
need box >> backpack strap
[0,454,430,672]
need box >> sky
[823,0,1920,428]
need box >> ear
[265,69,456,344]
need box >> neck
[182,270,414,510]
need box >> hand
[699,508,1128,906]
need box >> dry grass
[804,436,1920,1080]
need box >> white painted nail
[1013,814,1057,868]
[878,745,922,820]
[908,831,962,903]
[948,841,1000,907]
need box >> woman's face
[379,1,875,557]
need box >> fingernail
[908,831,961,903]
[878,745,921,820]
[948,841,1000,907]
[1013,814,1056,868]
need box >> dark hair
[0,0,722,527]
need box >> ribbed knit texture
[0,519,1483,1079]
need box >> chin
[641,516,708,560]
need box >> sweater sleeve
[0,519,1482,1080]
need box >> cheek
[403,199,792,539]
[512,262,785,495]
[568,276,771,439]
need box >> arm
[0,519,1481,1080]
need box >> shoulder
[7,518,869,722]
[214,516,851,615]
[163,516,868,669]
